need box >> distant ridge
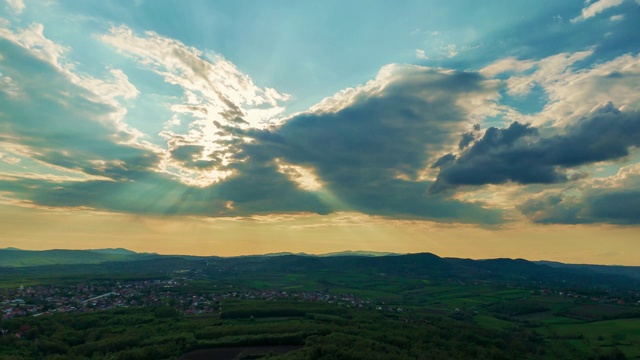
[0,248,161,267]
[318,250,401,257]
[536,260,640,280]
[1,248,639,283]
[238,250,400,258]
[89,248,138,255]
[0,250,639,289]
[257,252,309,257]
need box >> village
[1,277,370,324]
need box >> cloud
[5,0,25,13]
[479,57,536,78]
[519,163,640,224]
[100,25,292,186]
[1,23,492,222]
[0,23,66,71]
[444,44,458,58]
[533,53,640,126]
[431,103,640,192]
[0,23,145,145]
[571,0,624,22]
[482,51,640,128]
[0,24,160,185]
[275,159,323,192]
[0,73,22,99]
[0,152,20,164]
[458,131,477,150]
[500,50,594,97]
[0,175,219,215]
[2,37,503,223]
[415,49,428,60]
[230,64,504,223]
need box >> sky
[1,0,640,264]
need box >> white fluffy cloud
[538,53,640,126]
[0,22,144,141]
[301,64,502,185]
[0,23,66,71]
[482,51,640,127]
[101,26,292,186]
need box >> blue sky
[1,0,640,263]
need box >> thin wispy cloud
[5,0,25,13]
[571,0,624,22]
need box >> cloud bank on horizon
[1,0,640,227]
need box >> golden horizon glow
[2,204,639,266]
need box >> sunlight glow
[275,158,323,192]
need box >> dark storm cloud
[458,131,476,149]
[431,103,640,192]
[214,162,333,216]
[587,190,640,224]
[431,153,457,169]
[228,67,504,223]
[519,189,640,225]
[517,194,582,224]
[273,69,482,178]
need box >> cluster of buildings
[214,289,369,308]
[1,279,186,320]
[1,279,370,322]
[531,288,640,305]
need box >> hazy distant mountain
[257,252,309,257]
[0,248,161,267]
[254,250,399,257]
[89,248,138,255]
[536,260,640,280]
[317,250,400,257]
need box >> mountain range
[2,247,639,288]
